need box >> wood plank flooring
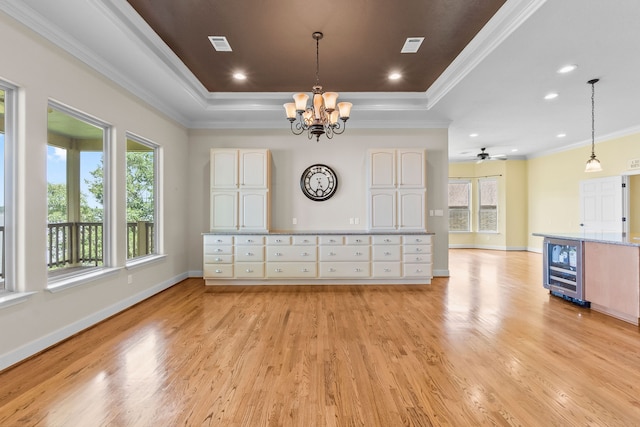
[1,249,640,426]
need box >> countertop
[204,230,435,236]
[533,232,640,247]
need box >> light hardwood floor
[1,249,640,426]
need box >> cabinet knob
[416,238,422,242]
[329,252,336,256]
[245,252,253,256]
[246,269,253,273]
[275,268,282,273]
[215,248,223,252]
[215,257,222,262]
[276,252,282,256]
[355,268,362,272]
[329,268,336,272]
[384,239,391,243]
[302,268,309,273]
[215,269,222,273]
[247,239,253,243]
[384,268,391,272]
[384,251,391,256]
[301,252,309,256]
[356,239,362,243]
[276,239,282,243]
[355,252,362,256]
[416,248,422,252]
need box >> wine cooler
[543,237,588,305]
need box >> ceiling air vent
[401,37,425,53]
[208,36,232,52]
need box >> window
[126,134,158,260]
[448,180,471,232]
[478,178,498,232]
[0,83,14,292]
[47,102,110,278]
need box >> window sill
[126,253,166,270]
[0,291,38,309]
[47,267,121,293]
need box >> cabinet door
[239,190,268,230]
[397,149,425,188]
[369,149,396,188]
[210,149,238,189]
[210,191,237,230]
[369,190,396,229]
[239,149,269,188]
[398,190,425,230]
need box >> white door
[579,176,625,233]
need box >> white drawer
[319,262,370,278]
[235,262,264,278]
[372,235,401,245]
[319,235,343,245]
[204,235,233,245]
[235,246,264,262]
[267,235,291,245]
[203,264,234,278]
[267,246,316,262]
[345,235,370,245]
[372,262,402,278]
[266,262,317,278]
[404,253,432,264]
[204,244,233,255]
[204,254,233,264]
[403,235,431,245]
[403,244,431,255]
[372,245,401,261]
[235,235,264,245]
[403,263,432,278]
[319,246,370,262]
[292,235,317,245]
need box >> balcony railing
[47,221,154,270]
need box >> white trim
[0,291,37,309]
[449,244,527,251]
[1,272,187,372]
[46,268,121,293]
[433,269,450,277]
[125,254,166,270]
[426,0,548,108]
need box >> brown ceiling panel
[126,0,506,93]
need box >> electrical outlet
[349,218,354,224]
[292,217,297,225]
[354,217,360,224]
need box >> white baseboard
[0,272,188,372]
[433,269,450,277]
[449,244,527,251]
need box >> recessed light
[544,92,559,100]
[511,148,519,152]
[233,72,247,81]
[469,133,479,138]
[389,72,402,80]
[557,64,577,74]
[557,133,566,138]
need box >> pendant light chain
[315,35,320,87]
[591,80,595,156]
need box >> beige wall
[187,128,451,277]
[528,133,640,251]
[448,159,527,250]
[0,12,189,369]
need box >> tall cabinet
[210,149,270,231]
[368,149,426,230]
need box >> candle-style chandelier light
[585,78,603,172]
[283,32,352,142]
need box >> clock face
[300,164,338,201]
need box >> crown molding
[426,0,548,109]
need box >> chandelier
[585,78,602,172]
[283,32,352,142]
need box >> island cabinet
[202,232,433,285]
[584,242,640,324]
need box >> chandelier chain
[591,80,595,156]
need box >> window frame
[46,100,116,291]
[477,177,499,233]
[0,81,16,294]
[125,132,161,264]
[448,179,472,233]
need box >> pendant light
[585,78,602,172]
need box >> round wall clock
[300,164,338,201]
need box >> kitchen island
[533,232,640,325]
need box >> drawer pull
[384,268,391,272]
[329,268,336,272]
[414,257,423,262]
[247,239,253,243]
[415,248,422,252]
[415,269,423,273]
[302,268,309,273]
[355,239,362,243]
[384,239,391,243]
[303,239,310,243]
[355,268,362,272]
[275,268,283,273]
[276,239,282,243]
[216,239,223,243]
[329,252,336,256]
[215,269,222,274]
[301,252,309,256]
[215,257,222,262]
[355,252,362,256]
[245,252,253,256]
[215,248,223,252]
[416,238,422,242]
[245,268,253,273]
[275,252,282,256]
[329,239,336,243]
[384,251,391,256]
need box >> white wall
[187,128,450,276]
[0,12,189,369]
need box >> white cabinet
[203,233,433,284]
[210,149,270,231]
[368,149,426,231]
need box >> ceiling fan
[476,147,506,163]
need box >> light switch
[434,209,444,217]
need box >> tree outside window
[448,180,471,232]
[478,178,498,232]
